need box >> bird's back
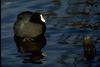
[14,21,43,37]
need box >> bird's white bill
[40,14,46,23]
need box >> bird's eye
[40,14,45,23]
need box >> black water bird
[13,11,46,63]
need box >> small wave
[1,34,13,39]
[1,31,14,39]
[4,2,12,5]
[1,23,14,29]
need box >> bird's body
[15,21,43,37]
[13,11,46,63]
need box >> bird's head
[29,12,45,23]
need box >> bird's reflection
[83,36,96,61]
[15,36,47,64]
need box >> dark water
[1,0,100,67]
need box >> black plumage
[13,11,46,62]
